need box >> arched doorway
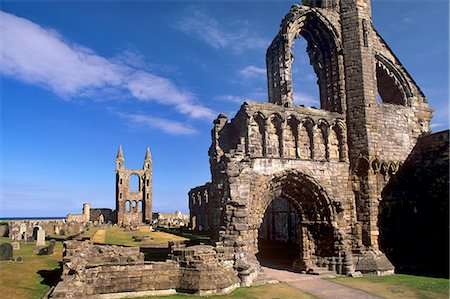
[253,172,347,274]
[257,197,300,270]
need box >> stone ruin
[116,146,153,226]
[189,0,435,281]
[49,0,448,297]
[50,240,239,298]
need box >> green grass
[102,226,187,246]
[160,228,211,242]
[0,236,63,299]
[132,283,317,299]
[328,274,449,299]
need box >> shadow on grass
[37,262,63,287]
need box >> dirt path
[91,229,106,243]
[261,266,384,299]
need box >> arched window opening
[329,127,339,161]
[292,38,320,109]
[138,201,143,213]
[132,201,137,212]
[314,124,327,161]
[267,115,283,157]
[285,117,299,158]
[126,201,131,212]
[250,114,266,157]
[299,121,314,160]
[376,62,406,105]
[129,174,140,191]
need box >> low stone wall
[50,241,240,298]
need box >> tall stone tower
[190,0,433,282]
[115,146,153,226]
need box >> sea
[0,217,65,221]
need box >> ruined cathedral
[190,0,434,278]
[116,146,153,226]
[49,1,447,297]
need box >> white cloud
[239,65,266,79]
[293,92,320,107]
[116,112,198,136]
[215,91,267,104]
[177,9,268,51]
[215,95,243,104]
[0,11,214,120]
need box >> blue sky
[1,1,448,217]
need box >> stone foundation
[49,241,240,298]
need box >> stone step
[306,267,337,277]
[251,270,279,286]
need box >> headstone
[0,243,13,260]
[59,229,65,236]
[55,226,60,235]
[39,239,56,255]
[36,229,46,246]
[11,242,20,251]
[15,256,23,263]
[48,240,56,254]
[19,223,27,236]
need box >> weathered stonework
[116,146,153,226]
[379,130,449,277]
[190,0,434,283]
[50,240,240,298]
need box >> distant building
[66,203,115,223]
[152,211,189,228]
[115,146,153,226]
[66,146,153,227]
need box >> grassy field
[133,283,317,299]
[328,274,449,299]
[102,226,188,246]
[2,229,449,299]
[0,236,63,299]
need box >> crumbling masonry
[116,146,153,226]
[190,0,433,281]
[49,1,443,297]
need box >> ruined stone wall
[116,147,152,226]
[90,208,115,223]
[189,183,219,232]
[379,130,449,277]
[50,241,240,298]
[187,0,436,283]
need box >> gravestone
[36,229,46,246]
[19,223,27,237]
[0,243,13,260]
[55,226,60,235]
[39,240,56,255]
[15,256,23,263]
[59,229,65,236]
[11,242,20,251]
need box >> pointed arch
[285,115,300,158]
[267,114,284,157]
[249,113,267,157]
[267,8,344,112]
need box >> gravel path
[261,266,384,299]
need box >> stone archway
[249,172,349,274]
